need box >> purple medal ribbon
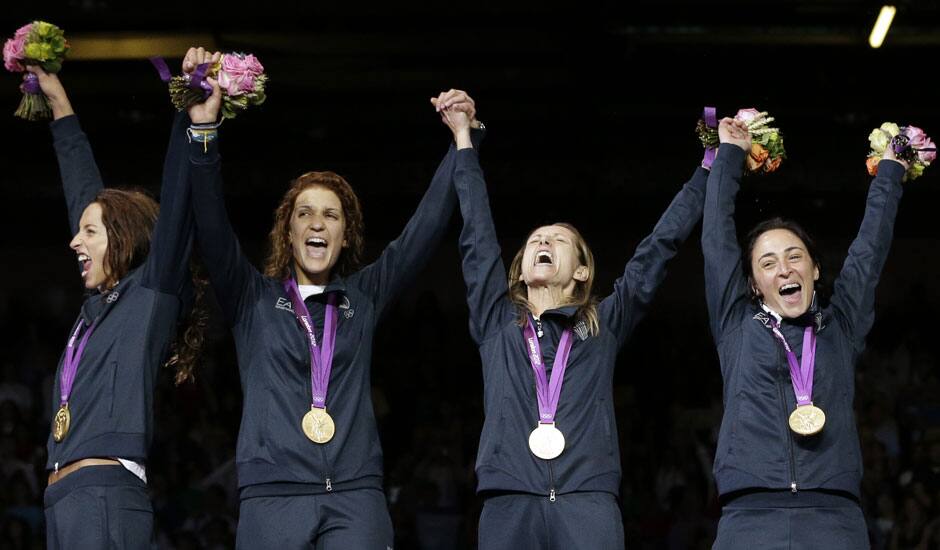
[702,106,718,169]
[149,57,213,99]
[59,317,99,407]
[769,322,817,406]
[523,317,574,424]
[283,278,338,409]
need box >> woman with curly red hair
[187,75,482,547]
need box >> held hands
[183,47,222,124]
[430,89,477,149]
[718,117,751,152]
[25,65,73,120]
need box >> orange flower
[747,143,769,171]
[866,156,880,176]
[763,156,783,173]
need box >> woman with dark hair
[186,76,481,547]
[438,102,707,548]
[29,48,208,549]
[704,117,909,548]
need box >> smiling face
[69,202,110,290]
[750,228,819,318]
[519,224,589,292]
[288,186,348,285]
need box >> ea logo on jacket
[274,295,354,319]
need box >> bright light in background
[869,5,896,48]
[67,33,217,60]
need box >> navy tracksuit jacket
[702,144,905,499]
[187,130,481,497]
[46,113,194,472]
[452,147,708,498]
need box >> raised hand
[881,137,910,170]
[25,65,73,119]
[182,47,220,75]
[183,47,222,124]
[718,117,751,152]
[430,89,477,149]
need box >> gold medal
[302,406,335,444]
[788,404,826,436]
[53,403,71,442]
[528,423,565,460]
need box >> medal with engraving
[523,317,574,459]
[284,278,339,444]
[53,314,99,442]
[769,321,825,436]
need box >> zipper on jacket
[548,461,556,502]
[777,352,798,493]
[318,444,334,493]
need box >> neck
[294,261,330,286]
[526,283,574,317]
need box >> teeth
[306,237,327,247]
[779,283,800,293]
[77,254,90,262]
[536,251,553,264]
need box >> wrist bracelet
[187,127,218,153]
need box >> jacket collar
[753,292,825,332]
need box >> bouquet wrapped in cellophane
[866,123,935,182]
[3,21,69,120]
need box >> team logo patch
[573,320,589,341]
[275,297,294,312]
[339,295,354,319]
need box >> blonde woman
[439,102,708,549]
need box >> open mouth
[535,250,554,266]
[77,253,91,277]
[778,282,802,304]
[305,237,328,258]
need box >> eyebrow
[758,246,806,261]
[296,205,341,213]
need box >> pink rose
[918,137,936,164]
[218,53,264,96]
[735,108,762,122]
[3,36,25,72]
[14,23,32,41]
[904,125,927,149]
[242,54,264,77]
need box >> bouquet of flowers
[866,123,935,181]
[154,52,267,120]
[3,21,69,120]
[696,107,786,173]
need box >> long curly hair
[507,222,599,336]
[95,188,158,290]
[263,171,365,280]
[93,188,207,385]
[164,256,209,385]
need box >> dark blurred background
[1,1,939,548]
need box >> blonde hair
[507,222,599,336]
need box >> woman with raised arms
[186,77,482,547]
[704,117,909,548]
[30,48,206,549]
[436,101,708,549]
